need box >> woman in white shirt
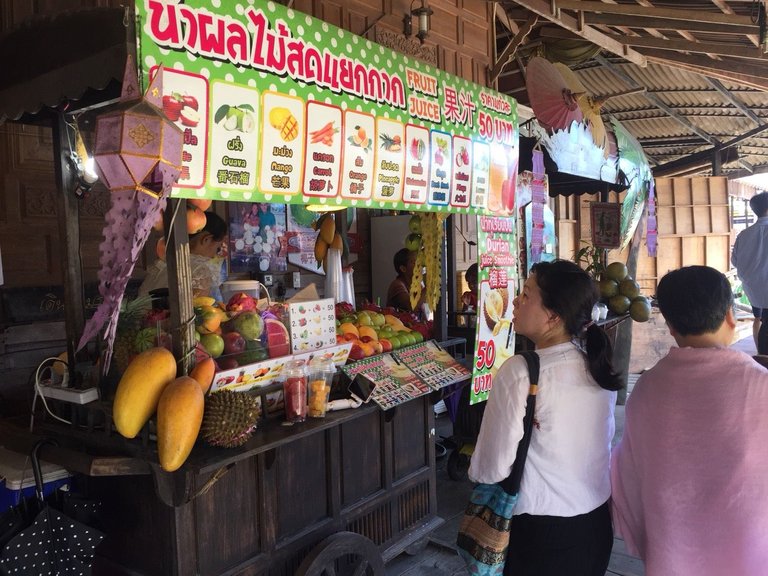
[468,259,622,576]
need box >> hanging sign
[135,0,518,215]
[590,202,621,249]
[470,216,518,404]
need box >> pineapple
[113,296,153,373]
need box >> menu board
[342,341,471,410]
[211,342,352,393]
[470,216,518,404]
[136,0,518,216]
[287,298,337,353]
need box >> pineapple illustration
[269,107,299,142]
[379,133,402,152]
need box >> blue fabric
[457,483,519,576]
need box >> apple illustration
[162,94,183,121]
[182,94,199,111]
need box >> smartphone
[348,374,377,403]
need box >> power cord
[29,357,73,432]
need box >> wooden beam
[555,1,754,26]
[52,113,84,376]
[584,12,759,36]
[594,55,718,146]
[495,2,519,34]
[640,49,768,91]
[510,0,647,66]
[490,14,538,82]
[620,35,768,61]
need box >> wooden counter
[1,395,440,576]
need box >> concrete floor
[385,334,759,575]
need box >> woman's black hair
[192,211,228,241]
[530,259,623,391]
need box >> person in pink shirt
[611,265,768,576]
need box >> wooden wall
[0,0,495,305]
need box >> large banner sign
[136,0,519,215]
[470,215,517,404]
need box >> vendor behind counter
[139,212,229,301]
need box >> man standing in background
[731,191,768,355]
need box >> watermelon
[265,318,291,358]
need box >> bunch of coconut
[598,262,651,322]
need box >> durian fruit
[483,289,505,331]
[201,390,261,448]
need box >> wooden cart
[2,392,440,576]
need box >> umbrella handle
[31,439,58,503]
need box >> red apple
[218,356,239,371]
[348,343,365,361]
[360,335,373,343]
[223,331,247,355]
[379,338,393,353]
[343,333,359,342]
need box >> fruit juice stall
[0,2,524,575]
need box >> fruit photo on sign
[348,125,371,152]
[269,107,298,141]
[214,104,256,133]
[162,92,199,126]
[309,121,339,146]
[410,138,426,161]
[379,133,402,152]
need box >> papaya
[314,238,328,267]
[157,376,204,472]
[331,232,343,251]
[113,347,177,439]
[189,357,216,394]
[319,215,336,245]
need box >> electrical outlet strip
[38,385,99,405]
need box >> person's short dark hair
[393,248,410,275]
[657,265,733,336]
[193,211,228,241]
[749,192,768,218]
[465,263,478,284]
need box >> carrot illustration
[310,121,338,144]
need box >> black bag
[0,440,105,576]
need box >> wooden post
[164,199,196,376]
[52,113,85,380]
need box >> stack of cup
[324,248,343,302]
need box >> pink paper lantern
[93,100,183,198]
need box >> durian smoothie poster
[470,215,517,405]
[135,0,518,216]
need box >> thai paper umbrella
[553,62,608,152]
[77,57,183,371]
[525,57,583,133]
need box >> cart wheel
[296,531,385,576]
[447,450,470,482]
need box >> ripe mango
[319,215,336,245]
[157,376,204,472]
[113,347,177,439]
[189,357,216,394]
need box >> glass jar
[307,357,335,418]
[283,359,308,423]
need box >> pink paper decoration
[78,63,183,371]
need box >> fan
[525,57,583,133]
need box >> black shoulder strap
[500,350,539,494]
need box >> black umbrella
[0,440,104,575]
